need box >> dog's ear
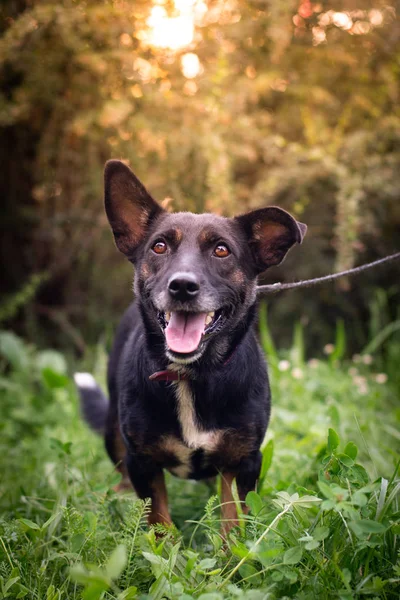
[104,160,165,260]
[235,207,307,273]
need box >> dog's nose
[168,273,200,301]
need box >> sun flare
[146,0,207,50]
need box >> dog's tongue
[165,312,207,354]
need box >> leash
[256,252,400,296]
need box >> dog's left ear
[104,160,165,261]
[235,207,307,273]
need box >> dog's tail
[74,372,109,434]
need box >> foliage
[0,0,399,350]
[0,325,399,599]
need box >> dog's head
[105,160,307,364]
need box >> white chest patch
[173,380,222,451]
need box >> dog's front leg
[126,454,172,527]
[221,451,262,537]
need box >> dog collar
[148,342,240,382]
[149,370,189,382]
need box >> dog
[75,159,306,533]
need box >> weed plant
[0,310,399,599]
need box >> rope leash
[256,252,400,296]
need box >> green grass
[0,320,399,600]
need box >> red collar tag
[149,370,189,382]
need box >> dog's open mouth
[157,309,223,354]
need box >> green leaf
[283,546,303,565]
[36,350,67,375]
[167,542,181,572]
[352,491,368,507]
[341,568,351,585]
[313,526,330,541]
[344,442,358,460]
[349,520,387,535]
[317,481,335,500]
[149,575,168,600]
[198,558,217,571]
[281,566,298,583]
[305,540,320,550]
[69,566,108,587]
[260,439,274,481]
[41,513,60,531]
[83,512,97,532]
[238,563,259,582]
[328,428,340,453]
[231,542,250,560]
[330,319,346,363]
[258,302,278,368]
[3,576,20,594]
[118,587,138,600]
[0,331,29,371]
[18,518,40,530]
[185,555,198,577]
[349,464,369,486]
[142,552,168,578]
[337,453,354,467]
[246,491,263,515]
[105,545,127,580]
[83,583,108,600]
[271,570,283,582]
[49,438,72,455]
[42,368,69,389]
[71,533,86,553]
[292,494,322,508]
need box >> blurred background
[1,0,399,358]
[1,4,400,592]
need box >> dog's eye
[213,244,230,258]
[152,240,167,255]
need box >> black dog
[75,160,306,532]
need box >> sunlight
[181,52,201,78]
[296,4,392,46]
[146,0,207,50]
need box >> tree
[0,0,399,351]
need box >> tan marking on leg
[148,472,172,527]
[220,472,250,538]
[220,472,238,537]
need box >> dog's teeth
[205,311,215,326]
[165,312,171,323]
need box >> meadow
[0,306,399,600]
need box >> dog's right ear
[104,160,165,261]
